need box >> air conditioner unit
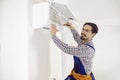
[32,2,76,30]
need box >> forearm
[52,35,69,53]
[71,28,81,44]
[52,35,80,56]
[64,22,81,43]
[51,35,95,58]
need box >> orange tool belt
[69,70,92,80]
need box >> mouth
[81,34,87,40]
[81,33,86,37]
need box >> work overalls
[65,45,95,80]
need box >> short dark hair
[83,22,98,34]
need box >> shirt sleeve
[52,35,94,58]
[71,28,81,44]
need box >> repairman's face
[80,25,95,41]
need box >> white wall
[66,0,120,24]
[49,32,62,80]
[28,0,51,80]
[93,25,120,80]
[0,0,28,80]
[28,29,51,80]
[28,0,69,79]
[0,1,2,79]
[28,0,62,80]
[0,0,65,80]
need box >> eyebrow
[83,28,90,31]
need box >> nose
[81,30,86,37]
[81,30,85,34]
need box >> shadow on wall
[29,29,51,80]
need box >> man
[50,22,98,80]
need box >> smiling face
[80,25,95,41]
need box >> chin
[81,37,86,40]
[81,37,88,40]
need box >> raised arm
[50,24,94,57]
[52,35,80,56]
[64,22,81,44]
[71,28,81,44]
[52,35,95,58]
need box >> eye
[85,29,89,32]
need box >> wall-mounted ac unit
[32,2,76,30]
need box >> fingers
[63,22,74,29]
[64,22,72,26]
[51,24,56,30]
[51,24,56,27]
[50,24,57,36]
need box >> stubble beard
[80,36,86,40]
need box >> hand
[50,24,57,36]
[63,22,74,29]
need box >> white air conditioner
[32,2,76,30]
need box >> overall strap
[73,44,95,75]
[85,44,95,52]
